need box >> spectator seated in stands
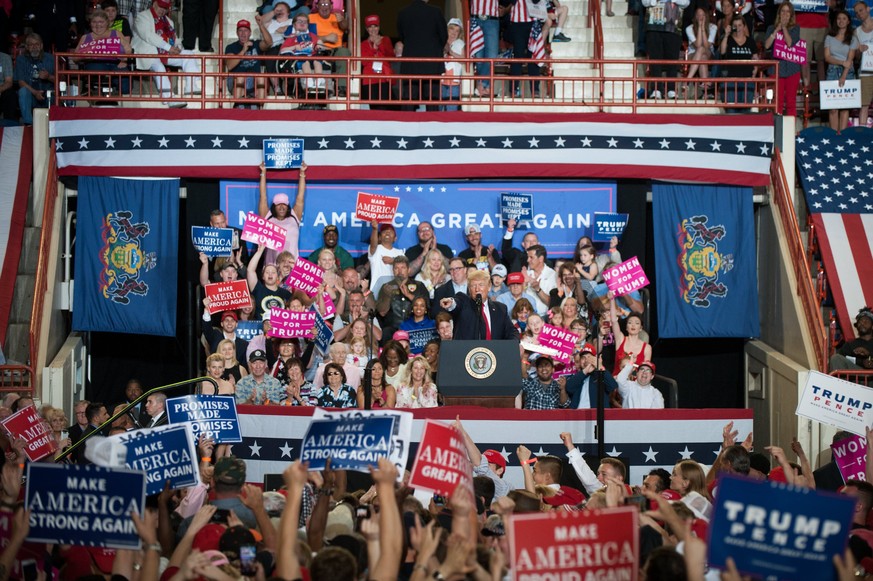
[358,357,395,408]
[312,342,361,390]
[202,353,237,395]
[615,360,665,409]
[225,19,266,108]
[524,244,558,315]
[236,349,284,405]
[376,256,429,343]
[102,0,133,42]
[308,224,354,271]
[719,15,760,113]
[516,354,569,409]
[73,9,132,96]
[497,271,542,315]
[278,12,325,92]
[414,249,450,300]
[132,0,202,106]
[458,223,499,270]
[360,14,397,110]
[560,342,618,408]
[395,354,439,408]
[545,0,571,42]
[0,50,14,122]
[15,34,55,125]
[684,8,717,95]
[830,307,873,371]
[316,362,357,408]
[398,297,435,354]
[511,297,534,334]
[309,0,350,96]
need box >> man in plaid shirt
[517,354,569,409]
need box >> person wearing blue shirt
[14,34,55,125]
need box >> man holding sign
[258,161,307,266]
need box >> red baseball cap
[507,272,525,285]
[578,343,596,356]
[237,19,251,30]
[483,449,506,470]
[365,14,379,26]
[638,361,656,373]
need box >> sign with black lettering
[25,463,146,549]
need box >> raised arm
[453,416,483,466]
[199,252,211,287]
[369,220,380,255]
[516,445,536,493]
[370,458,402,581]
[609,296,626,345]
[276,461,308,581]
[561,432,601,494]
[291,162,307,222]
[247,245,265,290]
[258,162,270,218]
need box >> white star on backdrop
[643,446,659,462]
[185,137,196,148]
[131,137,142,148]
[279,442,294,458]
[249,441,262,457]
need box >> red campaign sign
[204,280,251,314]
[1,405,58,462]
[285,258,324,297]
[408,419,473,497]
[509,506,639,581]
[240,212,287,251]
[355,192,400,223]
[269,307,316,338]
[538,324,579,365]
[602,256,650,297]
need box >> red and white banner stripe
[0,127,33,344]
[812,213,873,341]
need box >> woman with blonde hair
[202,353,236,395]
[395,355,439,408]
[414,249,449,299]
[217,338,248,383]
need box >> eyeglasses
[449,266,464,272]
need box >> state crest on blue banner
[652,184,760,338]
[73,177,179,336]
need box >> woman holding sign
[258,161,307,266]
[824,10,859,131]
[764,1,802,116]
[73,9,133,95]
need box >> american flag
[528,19,546,63]
[796,126,873,341]
[0,126,32,340]
[469,18,485,57]
[48,109,775,185]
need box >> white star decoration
[684,139,696,150]
[279,442,294,458]
[449,137,461,147]
[606,446,621,457]
[659,139,670,149]
[397,138,408,149]
[104,137,115,148]
[643,446,659,462]
[679,446,694,459]
[185,137,196,148]
[476,138,487,147]
[78,137,89,149]
[249,441,262,457]
[370,137,382,148]
[633,138,644,148]
[423,138,434,148]
[581,137,592,147]
[607,137,618,148]
[317,138,329,148]
[238,137,250,148]
[528,137,540,148]
[554,137,566,147]
[344,137,355,148]
[158,137,169,148]
[502,138,513,148]
[211,136,223,148]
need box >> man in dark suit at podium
[440,270,518,341]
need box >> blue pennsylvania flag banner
[25,463,146,549]
[166,395,242,443]
[652,184,760,338]
[73,177,179,336]
[301,415,395,472]
[708,474,855,580]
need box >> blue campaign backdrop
[73,177,179,336]
[219,181,617,258]
[26,463,146,549]
[652,184,760,338]
[708,475,855,581]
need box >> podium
[438,340,522,408]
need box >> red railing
[770,148,828,371]
[54,53,778,113]
[831,370,873,387]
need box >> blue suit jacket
[564,369,618,409]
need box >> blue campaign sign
[235,320,263,342]
[263,138,304,169]
[592,212,629,242]
[708,474,855,580]
[313,310,333,355]
[219,181,617,259]
[500,192,534,228]
[116,425,200,495]
[793,0,828,12]
[408,327,437,354]
[166,395,242,443]
[25,463,145,549]
[191,226,233,257]
[301,415,395,472]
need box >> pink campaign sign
[773,33,807,66]
[538,324,579,365]
[832,435,867,483]
[269,308,316,338]
[602,256,650,297]
[241,212,287,251]
[285,258,324,297]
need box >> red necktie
[481,303,492,340]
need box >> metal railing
[54,53,779,113]
[770,147,827,371]
[831,370,873,388]
[55,376,216,461]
